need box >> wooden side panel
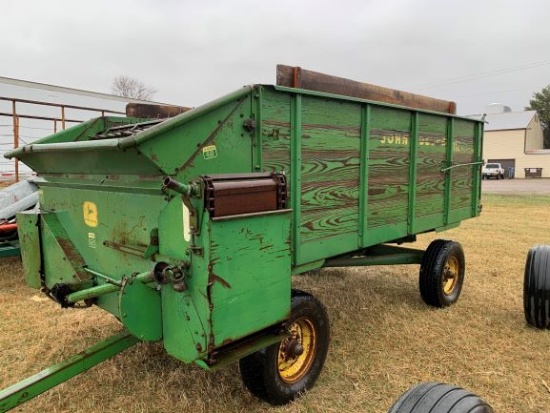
[261,90,292,173]
[367,107,411,229]
[300,97,361,242]
[259,87,481,265]
[415,114,447,223]
[451,119,476,212]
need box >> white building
[471,104,550,178]
[0,76,156,178]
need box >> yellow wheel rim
[442,255,459,295]
[277,317,316,384]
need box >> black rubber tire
[239,289,330,405]
[419,240,465,307]
[388,382,494,413]
[524,244,550,329]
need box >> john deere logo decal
[83,201,98,227]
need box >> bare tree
[111,75,157,100]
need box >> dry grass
[2,193,550,412]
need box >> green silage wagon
[0,66,483,410]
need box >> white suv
[482,163,505,180]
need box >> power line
[453,85,546,99]
[412,60,550,91]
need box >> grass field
[1,193,550,412]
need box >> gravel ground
[482,177,550,194]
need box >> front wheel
[239,290,330,405]
[419,240,465,307]
[388,382,494,413]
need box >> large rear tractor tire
[388,382,494,413]
[524,244,550,329]
[239,290,330,405]
[419,240,465,308]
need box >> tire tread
[388,382,494,413]
[239,289,330,405]
[419,240,465,308]
[524,245,550,328]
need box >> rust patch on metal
[209,273,231,289]
[56,238,89,281]
[125,103,191,119]
[57,238,84,265]
[276,64,457,114]
[103,240,147,257]
[203,173,287,218]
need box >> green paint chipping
[208,211,291,346]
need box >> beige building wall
[483,129,550,178]
[525,115,544,151]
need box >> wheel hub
[442,256,459,295]
[285,337,304,357]
[277,318,316,384]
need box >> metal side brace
[0,331,139,412]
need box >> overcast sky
[2,0,550,115]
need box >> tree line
[526,86,550,149]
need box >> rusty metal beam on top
[126,103,191,119]
[276,64,457,114]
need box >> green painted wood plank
[291,94,302,263]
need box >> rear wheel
[239,290,330,405]
[388,382,494,413]
[524,245,550,328]
[419,240,465,307]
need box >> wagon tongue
[0,332,139,412]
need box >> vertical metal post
[472,122,483,217]
[253,86,263,172]
[407,112,419,234]
[290,93,302,264]
[358,104,370,247]
[443,118,454,225]
[53,119,57,133]
[61,106,66,130]
[11,101,19,182]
